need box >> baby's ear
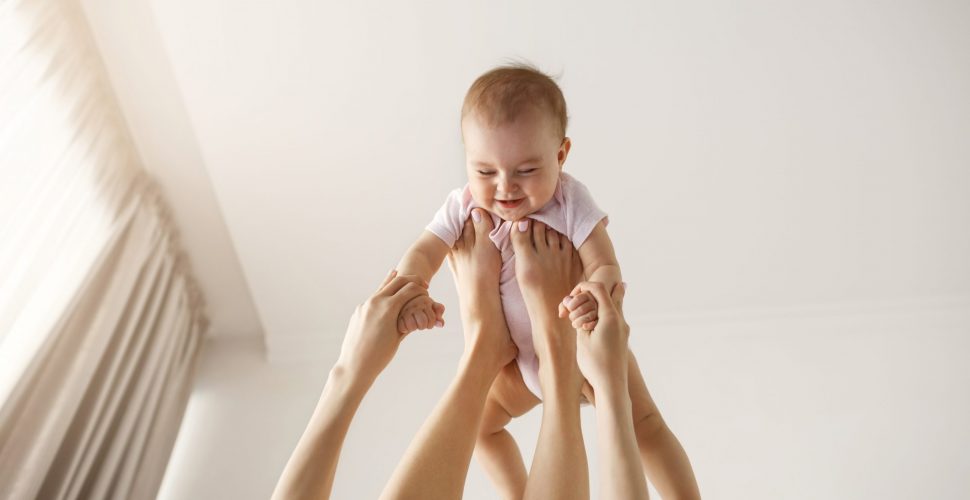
[557,136,572,167]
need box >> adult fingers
[432,302,445,327]
[570,281,618,318]
[376,269,398,294]
[387,281,429,310]
[380,274,427,297]
[404,313,418,333]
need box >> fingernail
[563,295,574,305]
[472,210,481,222]
[621,281,628,291]
[435,320,444,327]
[518,220,529,232]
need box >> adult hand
[570,280,630,393]
[335,270,431,384]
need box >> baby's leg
[627,349,702,499]
[475,361,541,500]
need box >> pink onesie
[426,172,607,399]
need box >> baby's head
[460,63,571,221]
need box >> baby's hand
[397,294,445,334]
[559,290,599,331]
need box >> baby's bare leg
[627,350,702,499]
[475,361,541,500]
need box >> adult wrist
[329,359,377,395]
[592,380,632,413]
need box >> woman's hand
[571,280,630,393]
[335,270,431,385]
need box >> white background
[76,0,970,498]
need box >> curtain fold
[0,0,210,498]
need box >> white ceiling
[79,0,970,361]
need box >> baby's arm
[395,230,451,333]
[561,221,622,330]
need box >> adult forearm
[272,365,371,500]
[379,350,501,500]
[595,387,649,500]
[639,424,702,500]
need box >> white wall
[84,0,970,358]
[71,0,970,498]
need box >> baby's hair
[460,60,568,140]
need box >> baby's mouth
[496,198,524,209]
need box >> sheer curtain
[0,0,209,498]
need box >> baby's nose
[497,176,517,194]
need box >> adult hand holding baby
[336,270,433,385]
[571,280,630,393]
[570,279,649,500]
[273,270,429,500]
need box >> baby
[394,64,698,499]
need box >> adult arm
[272,272,429,500]
[572,281,649,500]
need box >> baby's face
[462,108,570,222]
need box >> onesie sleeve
[425,186,470,247]
[561,174,608,249]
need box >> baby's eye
[518,168,537,175]
[477,170,495,176]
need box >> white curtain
[0,0,209,498]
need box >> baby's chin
[472,199,549,222]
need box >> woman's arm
[272,272,430,500]
[381,209,516,500]
[395,231,452,332]
[573,281,650,500]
